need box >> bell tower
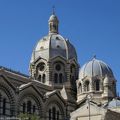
[48,7,59,34]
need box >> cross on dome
[52,6,55,15]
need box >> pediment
[71,100,105,119]
[69,58,79,67]
[19,82,43,98]
[34,56,48,64]
[50,56,66,63]
[45,90,66,105]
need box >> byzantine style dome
[30,13,77,63]
[79,57,114,79]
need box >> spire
[48,7,59,34]
[93,55,96,58]
[52,6,55,15]
[92,54,96,60]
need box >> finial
[93,54,96,59]
[52,6,55,15]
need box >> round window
[38,62,45,71]
[55,64,61,71]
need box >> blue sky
[0,0,120,92]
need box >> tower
[29,12,79,112]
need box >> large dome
[30,34,77,63]
[79,58,114,79]
[30,13,77,63]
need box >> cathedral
[0,11,120,120]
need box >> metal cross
[52,6,55,14]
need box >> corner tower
[29,12,79,94]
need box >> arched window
[23,103,26,113]
[38,75,41,82]
[49,109,51,120]
[48,105,62,120]
[72,76,75,86]
[70,64,76,74]
[43,74,46,83]
[54,73,58,83]
[27,101,31,114]
[57,111,59,120]
[0,91,11,117]
[70,64,77,88]
[52,107,56,120]
[53,24,57,31]
[33,105,36,114]
[3,98,6,115]
[85,81,89,92]
[95,80,100,91]
[20,97,39,116]
[59,73,63,83]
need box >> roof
[30,33,77,63]
[0,66,29,78]
[79,58,114,79]
[107,98,120,108]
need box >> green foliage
[18,113,40,120]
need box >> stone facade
[0,67,68,119]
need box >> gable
[45,90,66,105]
[19,83,44,98]
[71,101,105,120]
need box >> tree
[18,113,40,120]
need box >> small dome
[107,99,120,108]
[49,14,59,22]
[79,58,114,79]
[30,34,77,63]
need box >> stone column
[90,78,94,92]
